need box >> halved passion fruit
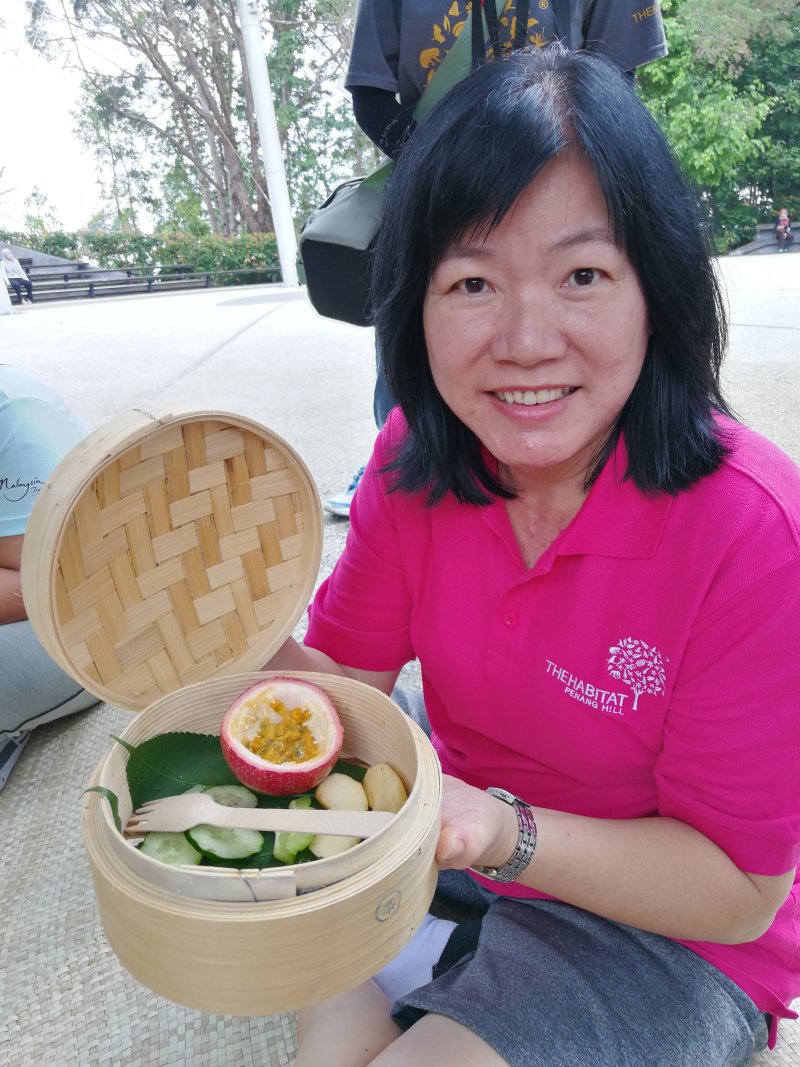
[220,677,344,795]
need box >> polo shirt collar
[557,436,672,559]
[483,434,672,562]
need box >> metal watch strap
[469,787,537,883]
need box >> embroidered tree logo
[607,638,667,710]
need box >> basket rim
[22,407,323,712]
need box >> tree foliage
[25,0,367,235]
[21,0,800,252]
[23,186,63,238]
[637,0,800,250]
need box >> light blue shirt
[0,366,90,537]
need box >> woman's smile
[493,386,578,407]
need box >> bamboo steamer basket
[22,408,442,1015]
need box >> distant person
[774,208,794,253]
[0,365,100,791]
[322,0,668,517]
[1,248,34,305]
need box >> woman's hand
[436,774,519,870]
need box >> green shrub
[0,229,281,284]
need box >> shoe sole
[323,502,351,517]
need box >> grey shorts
[392,878,768,1067]
[0,620,99,735]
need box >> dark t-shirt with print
[346,0,667,106]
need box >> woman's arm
[436,775,794,945]
[351,85,416,160]
[0,535,26,623]
[262,635,401,697]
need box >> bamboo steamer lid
[22,407,322,708]
[21,409,442,1014]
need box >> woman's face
[423,150,650,492]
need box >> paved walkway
[1,261,799,1066]
[3,255,799,469]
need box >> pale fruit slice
[362,763,408,814]
[220,677,343,796]
[315,772,368,812]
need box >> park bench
[25,265,282,302]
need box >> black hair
[370,46,731,505]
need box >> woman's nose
[493,290,568,365]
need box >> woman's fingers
[436,775,518,870]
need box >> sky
[0,1,100,231]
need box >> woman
[1,249,34,304]
[271,48,800,1066]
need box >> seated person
[1,249,34,304]
[774,208,794,252]
[0,365,100,791]
[269,47,800,1067]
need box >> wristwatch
[469,787,538,883]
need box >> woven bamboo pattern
[24,411,321,710]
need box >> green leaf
[111,735,136,756]
[293,847,318,864]
[239,833,281,869]
[330,759,367,782]
[117,732,239,810]
[83,786,123,833]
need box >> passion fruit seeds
[220,677,344,795]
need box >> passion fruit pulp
[220,677,344,795]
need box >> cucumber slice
[185,824,264,861]
[273,795,315,865]
[202,784,258,808]
[140,831,203,867]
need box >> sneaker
[323,466,365,517]
[0,731,31,792]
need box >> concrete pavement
[717,253,800,461]
[0,283,380,583]
[2,253,799,474]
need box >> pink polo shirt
[306,410,800,1027]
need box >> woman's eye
[461,277,486,294]
[571,268,599,287]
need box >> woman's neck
[500,470,588,569]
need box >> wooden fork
[124,791,394,838]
